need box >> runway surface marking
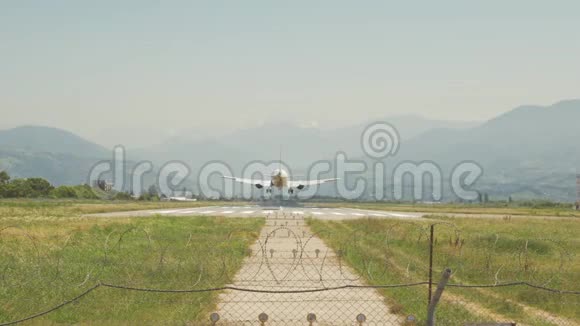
[85,206,424,220]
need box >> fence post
[428,224,435,305]
[426,268,452,326]
[209,312,220,325]
[307,313,317,325]
[258,313,268,326]
[356,313,366,325]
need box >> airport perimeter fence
[0,212,579,325]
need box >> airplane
[224,168,338,196]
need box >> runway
[87,205,424,220]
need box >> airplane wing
[288,178,339,189]
[223,176,270,189]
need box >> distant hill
[90,103,580,201]
[0,126,108,158]
[138,117,478,170]
[135,137,253,173]
[0,150,104,185]
[320,115,479,159]
[394,100,580,201]
[1,101,579,201]
[399,99,580,167]
[0,126,109,185]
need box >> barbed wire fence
[0,212,578,325]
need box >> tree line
[0,171,99,199]
[0,171,165,200]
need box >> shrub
[50,186,78,198]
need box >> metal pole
[428,224,434,305]
[427,268,452,326]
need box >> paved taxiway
[87,206,424,220]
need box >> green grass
[311,201,580,218]
[2,199,578,324]
[0,199,245,222]
[0,215,263,324]
[308,216,580,325]
[3,198,577,222]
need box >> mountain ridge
[1,100,579,201]
[0,125,109,158]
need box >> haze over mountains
[137,115,480,171]
[396,100,580,201]
[0,100,578,201]
[0,126,108,158]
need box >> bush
[112,192,133,200]
[0,171,10,185]
[0,173,54,198]
[0,172,103,199]
[138,192,159,201]
[74,184,99,199]
[1,179,32,198]
[515,200,569,209]
[25,178,54,197]
[50,184,100,199]
[50,186,78,198]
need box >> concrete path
[214,211,402,325]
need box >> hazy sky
[1,1,579,147]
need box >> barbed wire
[1,215,578,325]
[0,280,577,326]
[0,283,100,326]
[446,281,580,294]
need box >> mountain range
[0,100,578,201]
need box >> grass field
[1,199,579,325]
[312,201,580,218]
[308,216,580,325]
[0,212,263,324]
[0,199,245,222]
[2,198,578,221]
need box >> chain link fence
[0,212,578,325]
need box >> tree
[2,179,32,198]
[138,193,150,201]
[50,186,78,198]
[148,185,158,197]
[76,184,99,199]
[25,178,54,197]
[0,171,8,198]
[0,171,10,185]
[112,192,133,200]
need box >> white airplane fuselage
[270,169,289,189]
